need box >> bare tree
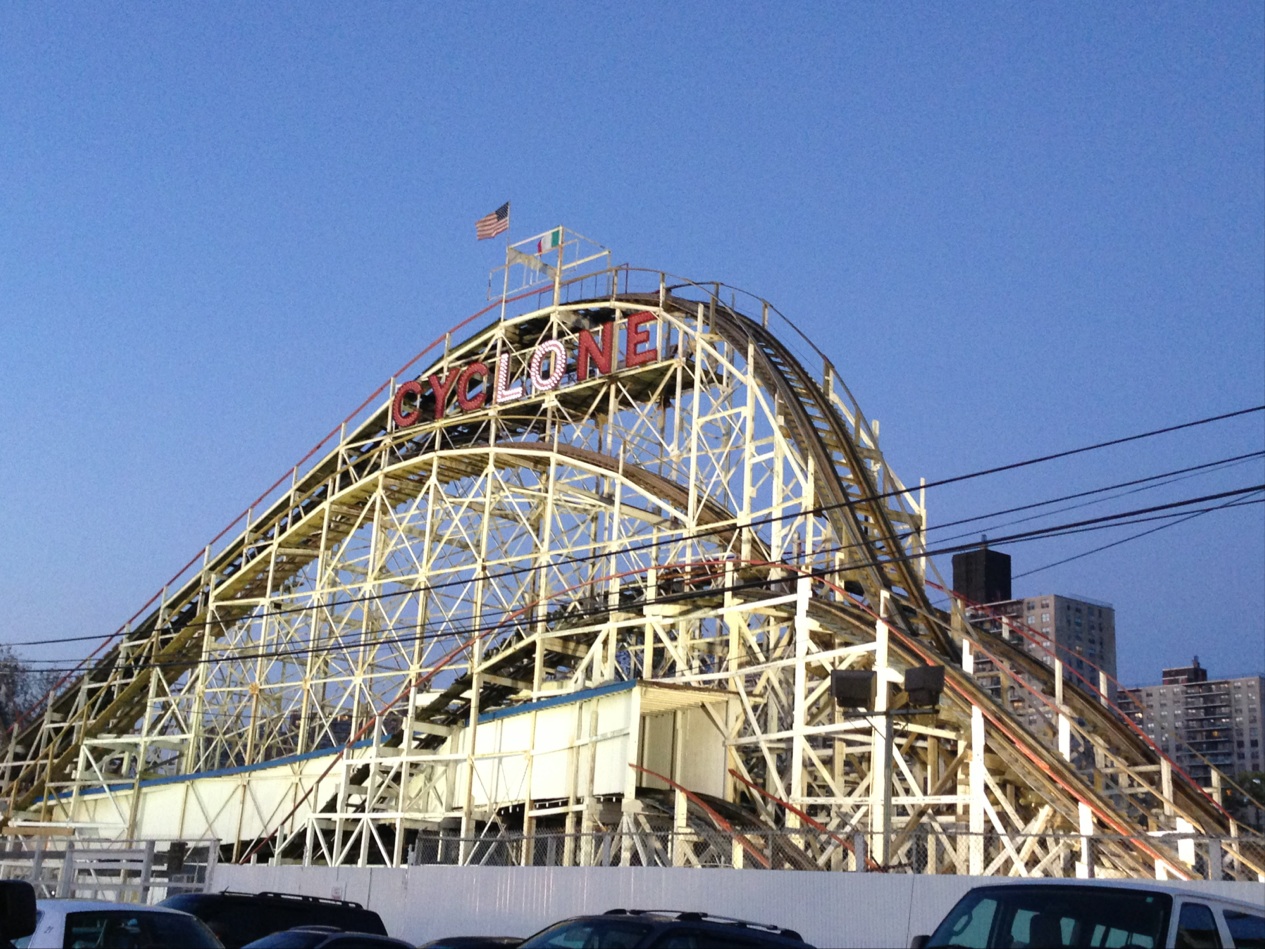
[0,645,60,737]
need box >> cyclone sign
[392,310,659,429]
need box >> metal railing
[0,836,217,903]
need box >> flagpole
[498,203,511,321]
[552,226,563,307]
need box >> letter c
[392,380,424,428]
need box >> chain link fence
[405,824,1265,881]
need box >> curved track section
[3,273,1260,879]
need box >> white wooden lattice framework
[4,236,1261,879]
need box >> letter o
[530,340,566,392]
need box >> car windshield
[518,918,653,948]
[926,885,1171,949]
[60,909,223,949]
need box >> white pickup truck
[911,879,1265,949]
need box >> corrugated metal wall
[211,864,1265,948]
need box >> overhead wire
[7,473,1262,667]
[12,485,1263,677]
[931,450,1265,545]
[7,456,1262,667]
[6,412,1263,659]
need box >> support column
[962,639,986,875]
[868,591,895,867]
[790,576,811,831]
[672,788,688,867]
[1076,803,1095,878]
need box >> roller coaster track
[3,270,1259,879]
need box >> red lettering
[428,369,459,420]
[391,380,424,429]
[625,311,657,367]
[456,362,488,412]
[577,326,614,379]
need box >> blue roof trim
[38,738,374,803]
[38,681,638,803]
[478,679,636,724]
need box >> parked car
[242,924,414,949]
[418,940,521,948]
[0,881,36,949]
[159,890,386,948]
[14,898,222,948]
[910,879,1265,949]
[514,909,814,949]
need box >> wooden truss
[3,266,1261,879]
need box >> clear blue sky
[1,3,1262,685]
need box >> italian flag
[536,229,561,254]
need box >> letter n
[577,327,614,379]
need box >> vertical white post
[869,591,894,866]
[1176,817,1196,869]
[1161,759,1175,818]
[672,788,688,867]
[962,639,986,875]
[1076,803,1095,878]
[790,576,811,830]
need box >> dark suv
[515,909,814,949]
[159,890,388,948]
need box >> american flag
[475,202,510,240]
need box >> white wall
[211,864,1265,949]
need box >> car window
[520,919,653,948]
[1224,910,1265,949]
[62,910,221,949]
[928,894,998,948]
[649,934,697,949]
[1175,903,1222,949]
[650,933,787,949]
[928,886,1169,949]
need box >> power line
[5,403,1262,728]
[13,486,1263,678]
[8,455,1261,659]
[1013,488,1263,579]
[8,404,1262,661]
[7,443,1262,663]
[932,450,1265,544]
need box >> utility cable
[5,434,1262,654]
[12,486,1263,677]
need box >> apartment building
[953,546,1118,689]
[1119,658,1265,787]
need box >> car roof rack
[217,890,367,910]
[600,909,804,940]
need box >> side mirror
[0,880,36,941]
[909,936,930,949]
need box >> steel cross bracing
[3,270,1260,879]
